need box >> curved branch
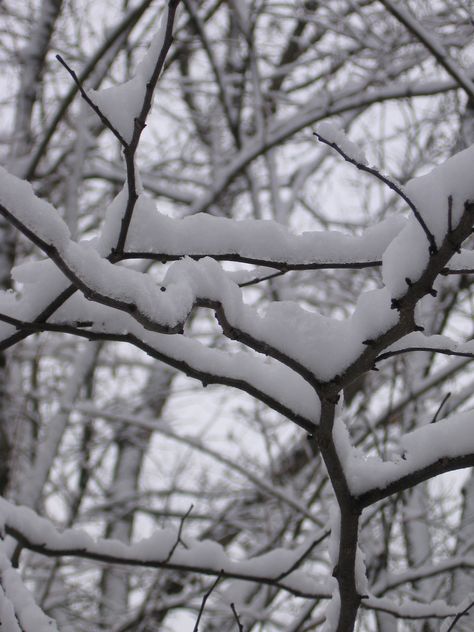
[314,131,437,254]
[0,314,318,433]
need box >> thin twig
[230,602,244,631]
[441,268,474,275]
[117,250,383,271]
[162,504,193,563]
[27,0,153,179]
[193,572,223,632]
[274,529,330,582]
[239,270,287,288]
[314,131,438,254]
[445,597,474,632]
[115,0,181,256]
[448,195,453,233]
[375,346,474,364]
[56,55,128,147]
[431,392,451,423]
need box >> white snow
[124,192,403,265]
[336,408,474,497]
[317,122,368,165]
[383,144,474,298]
[404,135,474,244]
[0,166,70,247]
[88,5,171,143]
[0,497,329,600]
[0,542,59,632]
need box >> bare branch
[56,54,128,147]
[273,529,330,582]
[314,131,438,254]
[230,602,244,632]
[162,504,193,563]
[193,572,223,632]
[115,0,182,256]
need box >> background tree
[1,1,474,631]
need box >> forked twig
[314,131,438,254]
[162,504,193,563]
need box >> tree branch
[379,0,474,102]
[314,131,437,254]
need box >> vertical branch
[115,0,181,255]
[317,399,362,632]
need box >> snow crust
[449,248,474,270]
[386,331,474,357]
[247,287,396,381]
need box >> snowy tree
[2,1,474,630]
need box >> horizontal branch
[376,346,474,364]
[441,267,474,275]
[119,250,383,271]
[0,505,329,601]
[357,452,474,508]
[361,595,459,621]
[374,555,474,595]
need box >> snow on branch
[0,295,320,432]
[58,0,180,147]
[0,497,330,600]
[103,189,404,269]
[334,408,474,502]
[0,543,58,632]
[361,595,459,621]
[4,6,474,629]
